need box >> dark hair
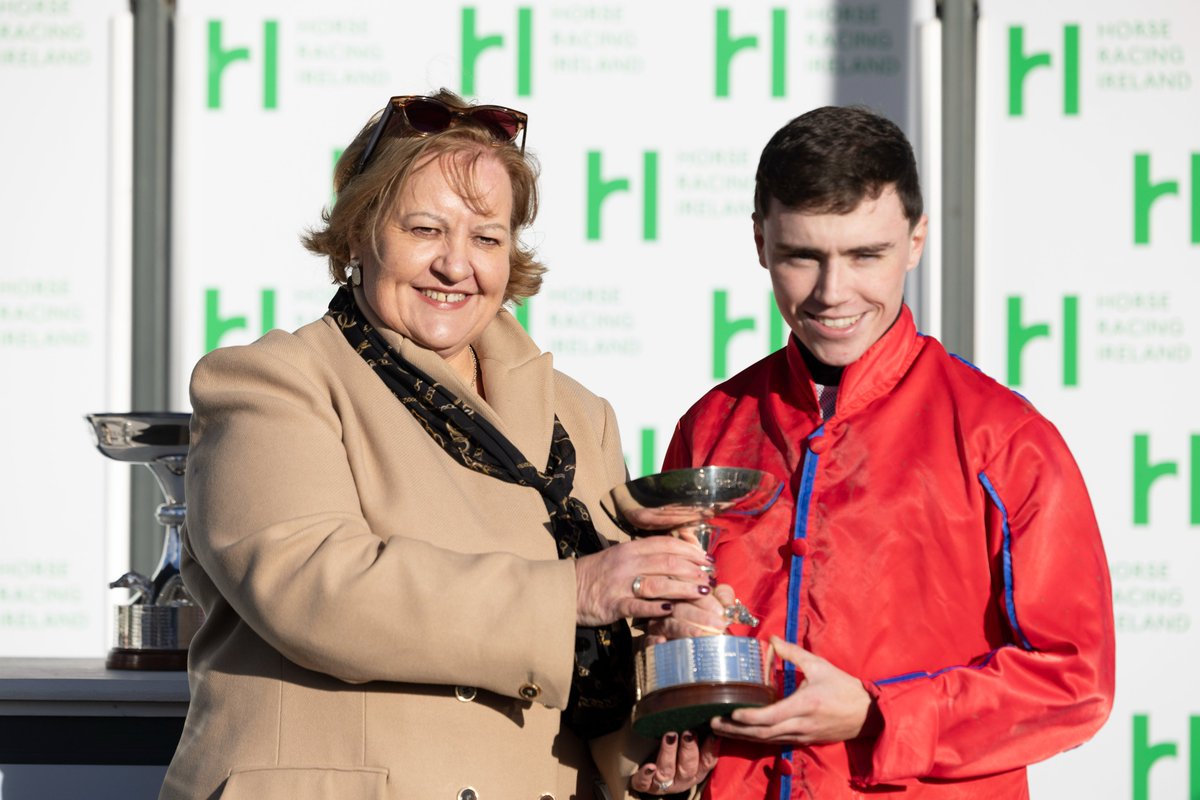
[753,105,923,226]
[303,88,544,304]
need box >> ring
[631,575,645,597]
[654,779,673,793]
[724,599,760,626]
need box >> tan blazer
[161,299,649,800]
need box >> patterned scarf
[329,287,634,738]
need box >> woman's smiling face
[358,150,513,361]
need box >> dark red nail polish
[661,602,673,611]
[698,585,711,595]
[706,554,716,563]
[708,575,717,587]
[682,731,695,743]
[665,733,678,744]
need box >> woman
[160,90,723,800]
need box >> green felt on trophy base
[632,682,775,740]
[633,701,757,740]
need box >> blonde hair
[303,90,544,304]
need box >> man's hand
[710,637,873,745]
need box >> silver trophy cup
[86,412,202,670]
[603,466,782,738]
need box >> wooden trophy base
[106,648,189,671]
[632,681,775,739]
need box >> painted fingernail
[698,585,711,595]
[708,575,717,587]
[665,733,678,744]
[682,731,695,743]
[643,765,656,774]
[661,602,674,611]
[706,554,716,563]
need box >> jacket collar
[348,287,555,465]
[783,304,923,421]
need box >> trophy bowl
[86,412,202,670]
[603,466,783,739]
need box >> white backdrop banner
[171,0,936,479]
[0,0,132,657]
[976,1,1199,798]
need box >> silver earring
[348,258,362,287]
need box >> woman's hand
[644,583,737,643]
[630,731,719,796]
[575,537,713,627]
[710,636,872,745]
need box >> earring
[348,258,362,287]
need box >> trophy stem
[150,503,185,601]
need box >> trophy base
[633,681,775,739]
[106,647,189,671]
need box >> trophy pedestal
[106,649,190,671]
[634,681,775,739]
[106,603,203,671]
[632,633,775,740]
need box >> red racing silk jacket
[663,306,1114,800]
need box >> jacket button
[789,538,808,557]
[456,789,478,800]
[808,436,829,454]
[518,682,541,701]
[454,686,477,702]
[538,795,555,800]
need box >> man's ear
[906,214,929,272]
[753,213,767,269]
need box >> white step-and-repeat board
[170,0,937,476]
[975,1,1199,798]
[0,1,132,659]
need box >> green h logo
[205,288,277,351]
[1132,434,1200,526]
[461,7,533,97]
[1005,296,1078,387]
[1008,24,1079,117]
[586,151,659,241]
[1133,153,1200,245]
[623,428,660,479]
[712,290,785,380]
[207,20,279,110]
[1132,714,1200,800]
[511,299,530,332]
[714,8,786,98]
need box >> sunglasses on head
[354,95,529,175]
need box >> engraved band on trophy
[86,412,203,670]
[602,466,783,739]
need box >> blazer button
[789,538,808,557]
[808,436,829,454]
[455,686,478,702]
[456,788,478,800]
[538,794,555,800]
[518,682,542,700]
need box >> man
[644,106,1115,799]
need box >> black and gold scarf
[329,287,634,739]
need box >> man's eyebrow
[774,244,827,259]
[845,241,894,255]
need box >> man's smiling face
[755,186,927,367]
